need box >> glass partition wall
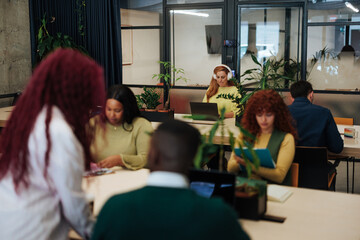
[121,0,360,92]
[167,2,304,89]
[307,1,360,91]
[169,8,223,87]
[238,5,303,88]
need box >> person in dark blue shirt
[288,81,343,154]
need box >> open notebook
[267,184,293,203]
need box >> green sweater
[91,186,250,240]
[92,117,153,170]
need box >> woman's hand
[98,155,124,168]
[224,111,234,118]
[234,155,246,166]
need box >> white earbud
[213,64,233,80]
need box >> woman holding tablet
[203,64,240,118]
[91,85,153,170]
[227,89,297,185]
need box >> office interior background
[0,0,359,193]
[0,0,359,123]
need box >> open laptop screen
[189,169,235,207]
[189,102,219,121]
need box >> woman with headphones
[202,64,240,118]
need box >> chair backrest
[290,163,299,187]
[293,146,329,190]
[334,117,354,125]
[0,92,22,106]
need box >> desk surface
[0,106,13,127]
[241,186,360,240]
[336,124,360,158]
[83,169,360,240]
[1,108,359,158]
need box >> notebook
[189,102,219,123]
[189,169,236,206]
[234,148,276,168]
[267,184,293,203]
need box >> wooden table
[336,124,360,158]
[0,106,13,127]
[240,186,360,240]
[83,167,149,215]
[152,114,240,145]
[81,170,360,240]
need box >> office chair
[293,146,336,191]
[290,163,299,187]
[0,92,22,106]
[334,117,354,125]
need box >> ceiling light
[345,2,359,13]
[173,10,209,17]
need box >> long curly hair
[0,48,105,191]
[241,89,297,141]
[205,65,234,102]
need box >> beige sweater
[92,117,153,170]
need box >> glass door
[238,5,303,87]
[169,8,223,87]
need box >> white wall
[171,9,222,86]
[121,9,160,85]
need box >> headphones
[213,64,233,80]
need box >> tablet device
[234,147,276,168]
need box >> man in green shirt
[92,120,250,240]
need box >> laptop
[189,102,219,123]
[189,169,236,207]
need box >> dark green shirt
[91,186,250,240]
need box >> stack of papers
[267,184,293,203]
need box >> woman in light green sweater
[203,64,240,118]
[91,85,153,170]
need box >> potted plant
[217,55,294,121]
[189,108,267,220]
[136,87,174,122]
[152,61,187,110]
[36,14,88,65]
[136,87,161,111]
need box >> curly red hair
[0,48,105,191]
[241,89,297,140]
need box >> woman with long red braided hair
[228,89,297,185]
[0,48,105,239]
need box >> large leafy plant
[217,55,294,117]
[36,15,88,64]
[152,61,187,110]
[136,87,161,110]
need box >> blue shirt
[288,97,343,154]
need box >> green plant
[152,61,187,109]
[36,14,88,64]
[136,87,161,110]
[308,46,337,75]
[217,55,294,117]
[189,108,260,177]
